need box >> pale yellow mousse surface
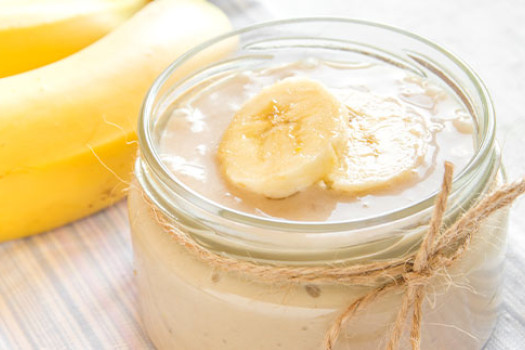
[158,59,475,221]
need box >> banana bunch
[0,0,231,241]
[219,78,430,198]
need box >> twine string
[325,162,454,350]
[150,163,525,350]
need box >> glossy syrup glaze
[158,58,475,222]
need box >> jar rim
[138,17,496,233]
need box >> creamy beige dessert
[129,57,506,350]
[129,203,506,350]
[158,59,475,221]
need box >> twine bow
[324,162,454,350]
[150,162,525,350]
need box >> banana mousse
[130,22,506,350]
[131,56,505,350]
[158,59,474,221]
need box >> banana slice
[218,77,348,199]
[325,90,430,194]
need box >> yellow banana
[326,90,430,194]
[0,0,149,78]
[218,78,432,199]
[218,78,348,199]
[0,0,232,241]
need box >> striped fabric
[0,1,523,349]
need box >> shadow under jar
[129,19,507,350]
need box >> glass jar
[129,19,507,350]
